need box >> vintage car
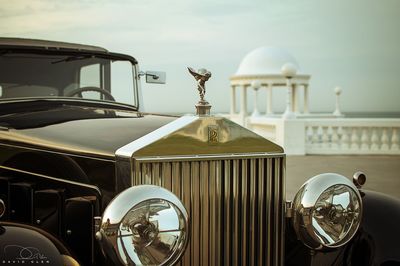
[0,37,399,266]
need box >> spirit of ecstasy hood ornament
[188,67,212,116]
[187,67,212,101]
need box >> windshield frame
[0,48,140,111]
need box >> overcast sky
[1,0,399,114]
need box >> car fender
[0,222,79,266]
[285,190,400,266]
[343,190,400,265]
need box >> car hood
[0,105,177,160]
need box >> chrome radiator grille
[132,155,285,266]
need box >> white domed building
[235,46,300,75]
[226,47,400,156]
[229,46,311,123]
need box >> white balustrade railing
[231,114,400,155]
[305,119,400,154]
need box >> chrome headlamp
[292,173,362,249]
[97,185,189,265]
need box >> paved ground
[286,155,400,200]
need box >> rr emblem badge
[208,126,219,144]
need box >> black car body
[0,38,399,266]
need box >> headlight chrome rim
[292,173,363,250]
[99,185,189,266]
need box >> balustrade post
[312,126,319,148]
[390,128,399,151]
[331,127,339,149]
[321,127,329,149]
[360,128,370,151]
[350,128,359,150]
[305,125,313,148]
[341,127,350,150]
[313,126,321,148]
[370,128,379,151]
[381,128,389,151]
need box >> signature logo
[2,245,50,264]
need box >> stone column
[281,63,297,119]
[251,81,261,117]
[240,85,248,125]
[266,83,273,115]
[230,85,236,116]
[304,84,309,114]
[292,83,299,113]
[283,78,296,119]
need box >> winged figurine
[188,67,212,101]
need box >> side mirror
[139,71,166,84]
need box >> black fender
[285,190,400,266]
[343,190,400,265]
[0,222,79,265]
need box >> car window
[79,63,102,100]
[80,63,100,88]
[0,53,138,108]
[111,61,135,104]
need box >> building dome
[236,46,301,76]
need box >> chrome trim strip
[181,161,191,266]
[258,158,266,266]
[191,161,200,265]
[232,159,239,266]
[280,157,286,266]
[273,157,285,266]
[115,115,198,158]
[134,153,285,162]
[223,159,232,266]
[266,158,273,266]
[241,159,249,265]
[200,160,209,265]
[249,158,257,266]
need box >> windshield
[0,52,138,108]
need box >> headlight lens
[98,185,189,266]
[292,173,362,249]
[119,199,187,265]
[312,184,361,246]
